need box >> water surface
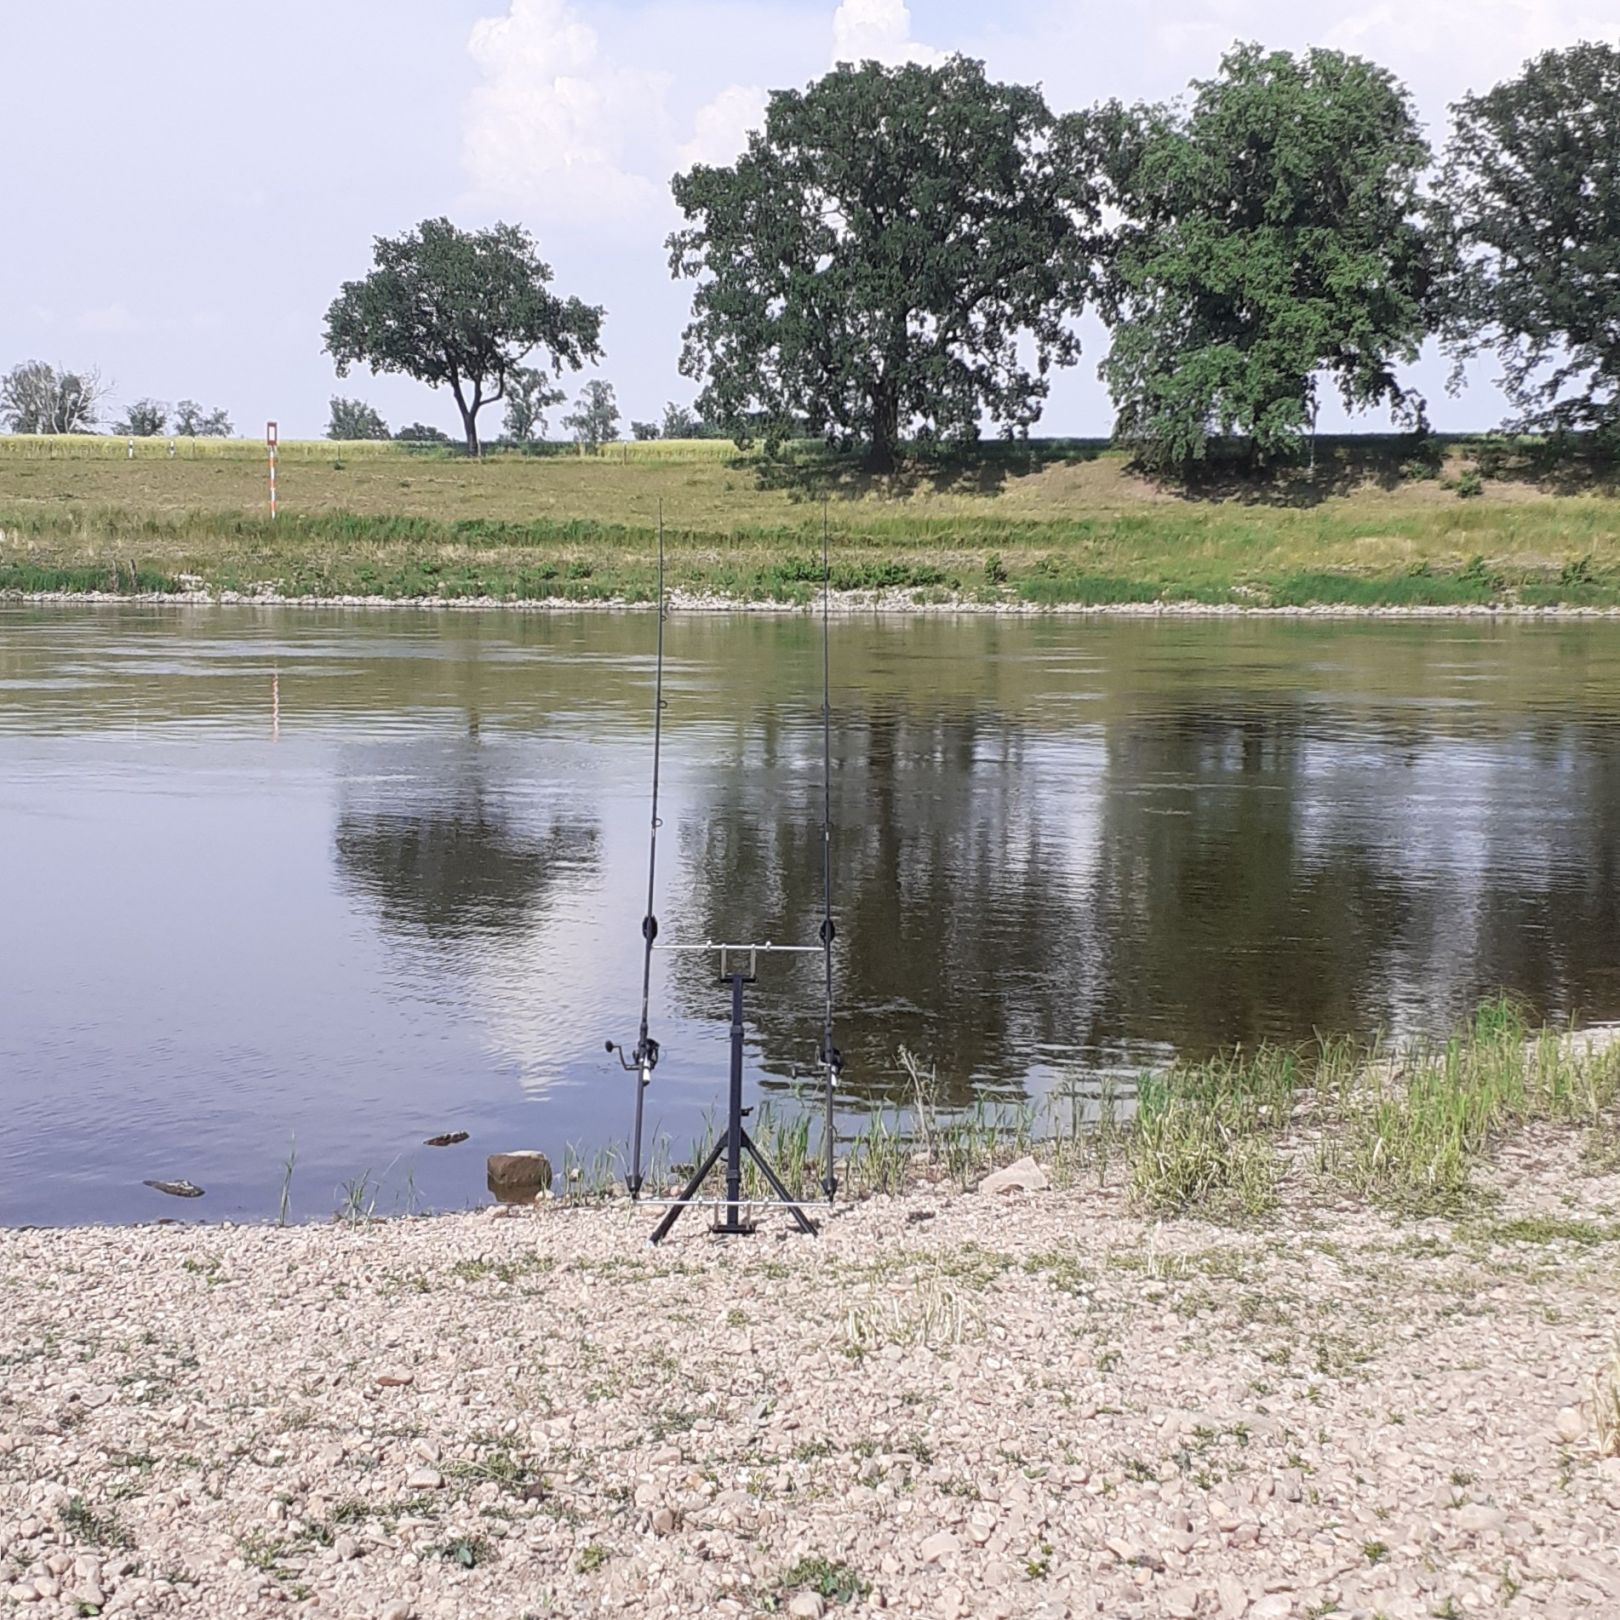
[3,604,1618,1225]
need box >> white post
[267,421,279,520]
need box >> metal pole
[722,972,746,1234]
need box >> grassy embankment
[3,432,1620,607]
[573,1001,1620,1233]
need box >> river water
[3,604,1618,1225]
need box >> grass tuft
[779,1556,869,1605]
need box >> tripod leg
[740,1131,818,1236]
[648,1134,727,1246]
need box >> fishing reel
[605,1036,659,1076]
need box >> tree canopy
[1092,44,1441,470]
[564,380,620,452]
[1,362,107,434]
[501,365,565,444]
[324,218,604,457]
[1440,42,1620,438]
[328,397,390,440]
[173,400,232,437]
[669,56,1097,470]
[116,399,168,437]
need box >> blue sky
[2,0,1615,439]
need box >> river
[3,604,1617,1224]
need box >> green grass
[620,999,1619,1224]
[5,435,1620,607]
[778,1556,869,1606]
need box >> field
[3,434,1620,607]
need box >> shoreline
[2,1158,1616,1620]
[12,587,1620,619]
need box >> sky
[2,0,1617,441]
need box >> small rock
[1216,1575,1249,1617]
[921,1530,961,1562]
[1456,1502,1506,1535]
[650,1507,676,1535]
[977,1156,1049,1195]
[486,1151,553,1204]
[1555,1406,1585,1444]
[1164,1587,1201,1619]
[1250,1597,1292,1620]
[375,1373,415,1388]
[787,1593,826,1619]
[334,1534,358,1561]
[380,1603,414,1620]
[405,1467,442,1491]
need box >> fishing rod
[605,506,666,1199]
[818,503,842,1200]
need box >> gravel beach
[3,1150,1617,1620]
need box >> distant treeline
[5,40,1618,474]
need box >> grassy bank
[4,435,1620,608]
[553,1001,1620,1230]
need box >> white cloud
[830,0,942,66]
[677,83,769,170]
[462,0,669,223]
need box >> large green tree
[1440,42,1620,438]
[1092,43,1440,471]
[324,218,604,457]
[668,57,1097,471]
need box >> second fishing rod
[606,505,842,1232]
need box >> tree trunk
[865,382,900,473]
[450,377,481,458]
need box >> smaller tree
[329,397,391,440]
[630,420,660,440]
[660,401,701,439]
[563,380,620,452]
[502,366,565,443]
[173,400,233,437]
[115,399,168,437]
[395,422,451,443]
[324,217,604,456]
[0,361,108,434]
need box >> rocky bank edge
[2,1148,1617,1620]
[11,589,1620,618]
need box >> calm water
[3,604,1619,1226]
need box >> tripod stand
[649,946,818,1245]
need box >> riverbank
[5,438,1620,610]
[3,1150,1617,1620]
[17,588,1620,618]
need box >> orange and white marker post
[267,421,279,520]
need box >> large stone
[977,1156,1050,1195]
[486,1151,552,1205]
[1456,1502,1506,1535]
